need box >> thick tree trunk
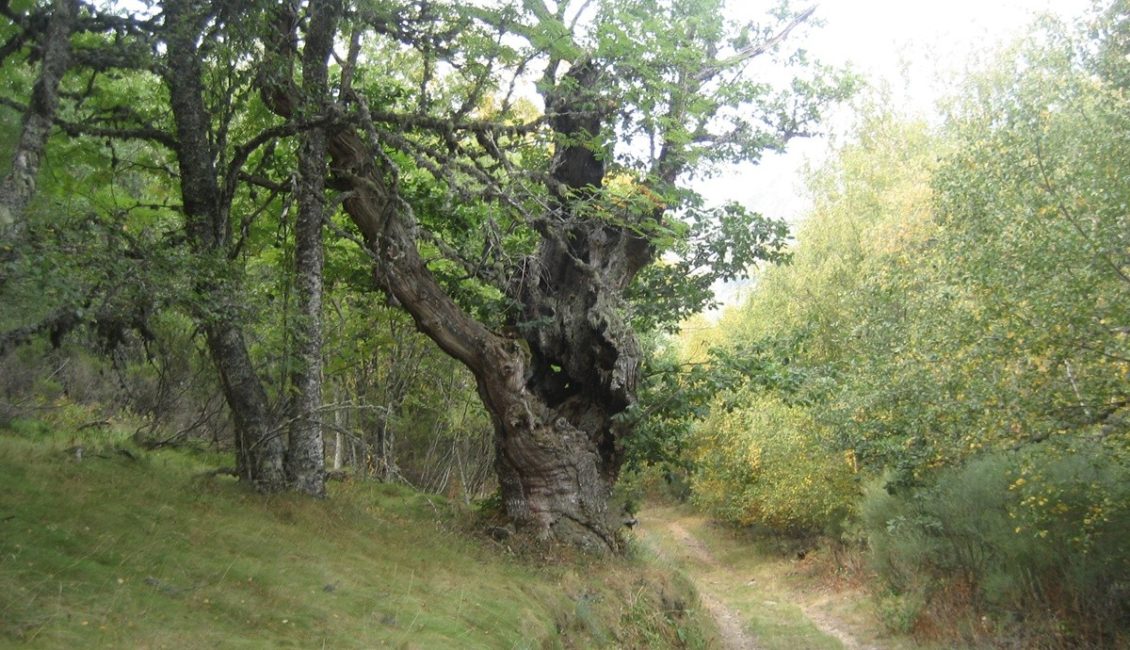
[164,0,285,491]
[285,0,341,498]
[0,0,77,235]
[323,125,632,551]
[477,61,653,550]
[485,380,625,551]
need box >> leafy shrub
[862,444,1130,646]
[689,392,857,537]
[875,592,924,635]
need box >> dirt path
[643,519,762,649]
[638,507,889,650]
[699,589,761,650]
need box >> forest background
[649,3,1130,645]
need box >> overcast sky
[704,0,1096,225]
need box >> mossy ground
[0,419,718,649]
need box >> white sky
[705,0,1095,225]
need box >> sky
[705,0,1096,225]
[702,0,1095,308]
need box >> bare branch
[222,113,344,209]
[54,116,177,148]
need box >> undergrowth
[861,447,1130,649]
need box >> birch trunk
[285,0,342,498]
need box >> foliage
[628,203,793,333]
[689,391,856,537]
[861,444,1130,645]
[673,105,936,531]
[620,329,715,476]
[677,3,1130,645]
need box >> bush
[875,592,924,635]
[616,463,692,513]
[689,392,857,537]
[861,444,1130,647]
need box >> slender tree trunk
[163,0,285,490]
[333,430,344,471]
[285,0,341,498]
[0,0,78,235]
[204,320,284,486]
[332,379,345,471]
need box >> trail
[667,520,762,649]
[638,507,891,650]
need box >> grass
[0,419,719,649]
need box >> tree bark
[163,0,285,491]
[204,320,285,486]
[284,0,342,498]
[0,0,78,235]
[485,62,651,551]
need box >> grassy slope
[0,423,718,649]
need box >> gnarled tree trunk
[479,62,653,550]
[322,118,639,551]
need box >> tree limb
[695,6,816,82]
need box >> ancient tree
[263,0,847,550]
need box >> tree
[0,0,77,235]
[161,0,290,490]
[258,0,849,550]
[285,0,343,498]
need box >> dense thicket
[677,7,1130,647]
